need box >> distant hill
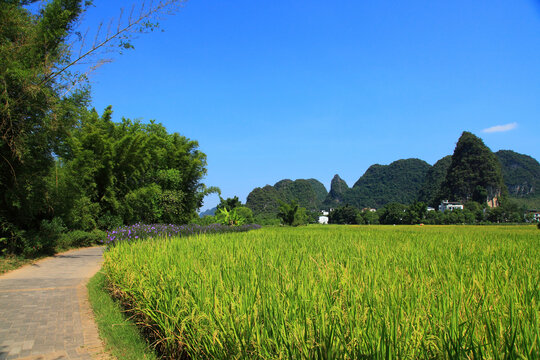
[417,155,452,207]
[326,175,349,205]
[496,150,540,198]
[246,179,328,217]
[199,207,217,217]
[324,159,431,209]
[244,137,539,215]
[439,131,506,204]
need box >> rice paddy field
[103,225,539,359]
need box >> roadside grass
[0,255,43,275]
[87,270,159,360]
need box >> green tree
[379,203,407,225]
[404,202,427,224]
[0,1,88,253]
[50,106,217,229]
[359,210,379,225]
[277,200,307,226]
[217,196,242,211]
[234,206,254,224]
[0,0,190,253]
[216,208,245,226]
[277,201,298,226]
[329,205,360,225]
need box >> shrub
[57,229,106,250]
[192,215,218,226]
[33,218,67,255]
[97,212,123,231]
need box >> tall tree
[1,1,195,254]
[1,1,88,247]
[54,106,214,228]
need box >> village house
[526,209,540,222]
[438,200,464,212]
[318,210,329,224]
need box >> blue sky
[80,0,540,210]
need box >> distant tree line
[328,201,535,225]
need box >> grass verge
[87,270,159,360]
[0,255,46,275]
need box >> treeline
[198,197,319,227]
[1,1,211,256]
[329,201,534,225]
[1,101,211,256]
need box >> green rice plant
[103,225,540,359]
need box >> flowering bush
[102,223,261,246]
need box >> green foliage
[216,208,245,226]
[404,202,427,224]
[325,159,431,209]
[30,217,67,256]
[378,203,408,225]
[216,196,242,211]
[326,175,349,205]
[329,205,359,224]
[192,215,218,226]
[54,108,211,229]
[246,179,327,221]
[277,201,298,226]
[87,271,159,360]
[358,209,379,225]
[57,229,105,250]
[0,1,88,251]
[441,132,506,204]
[124,184,163,224]
[277,200,307,226]
[0,1,214,256]
[496,150,540,198]
[292,207,309,226]
[253,214,281,226]
[234,206,254,224]
[418,155,452,207]
[245,185,281,217]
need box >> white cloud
[482,122,518,133]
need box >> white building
[439,200,464,212]
[318,210,329,224]
[318,216,329,224]
[526,210,540,222]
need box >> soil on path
[0,247,110,360]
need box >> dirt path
[0,247,110,360]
